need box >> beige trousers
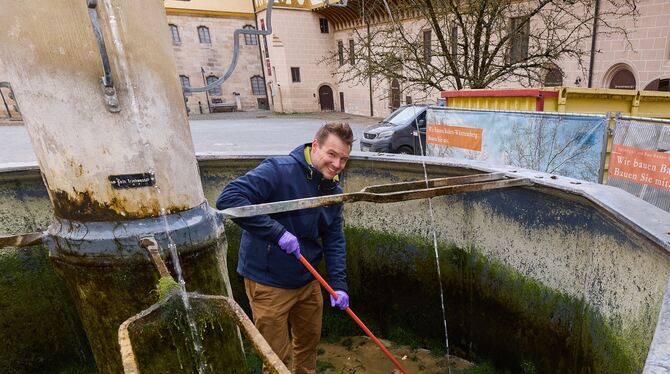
[244,278,323,374]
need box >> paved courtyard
[0,111,381,164]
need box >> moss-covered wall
[340,161,669,372]
[0,172,93,373]
[1,156,669,373]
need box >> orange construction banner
[609,144,670,191]
[426,124,483,151]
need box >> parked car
[359,105,427,155]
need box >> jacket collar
[290,144,339,191]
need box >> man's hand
[278,231,301,258]
[330,290,349,310]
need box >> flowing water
[99,0,207,369]
[158,206,207,374]
[410,106,452,373]
[373,1,453,368]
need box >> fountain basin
[1,153,669,372]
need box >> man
[216,122,353,374]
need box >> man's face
[310,134,351,180]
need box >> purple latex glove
[278,231,301,258]
[330,290,349,310]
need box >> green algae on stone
[339,226,641,373]
[127,294,247,373]
[51,236,245,373]
[0,246,93,373]
[220,218,645,373]
[157,275,181,300]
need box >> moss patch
[127,295,247,373]
[157,276,180,300]
[0,246,93,373]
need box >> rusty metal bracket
[139,236,170,278]
[219,172,531,219]
[0,232,44,248]
[86,0,120,113]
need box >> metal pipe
[219,174,531,219]
[588,0,601,88]
[189,0,276,93]
[201,67,212,113]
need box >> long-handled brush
[296,254,409,374]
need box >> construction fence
[425,107,670,212]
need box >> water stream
[375,0,454,366]
[409,103,452,372]
[158,206,207,374]
[98,0,207,370]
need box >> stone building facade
[254,0,670,118]
[165,1,267,114]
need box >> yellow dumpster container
[441,87,670,118]
[440,87,670,182]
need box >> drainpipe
[367,17,374,117]
[201,67,212,113]
[588,0,600,88]
[0,1,244,372]
[253,1,271,109]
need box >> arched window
[169,24,180,44]
[198,26,211,44]
[179,75,191,96]
[543,66,563,87]
[609,68,636,89]
[251,76,266,96]
[644,78,670,92]
[243,25,258,45]
[206,75,221,96]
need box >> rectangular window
[251,76,266,96]
[169,24,180,44]
[198,26,211,44]
[320,18,329,33]
[243,25,258,45]
[206,75,221,96]
[291,67,301,83]
[348,39,355,65]
[451,26,458,61]
[405,96,412,105]
[423,30,432,61]
[509,16,530,63]
[337,41,344,66]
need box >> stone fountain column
[0,1,245,372]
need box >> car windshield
[383,106,424,126]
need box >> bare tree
[320,0,637,98]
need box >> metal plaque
[109,172,156,189]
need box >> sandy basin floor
[315,336,473,373]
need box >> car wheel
[397,146,413,155]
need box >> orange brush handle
[297,255,409,374]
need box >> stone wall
[167,12,265,114]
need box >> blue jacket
[216,144,347,292]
